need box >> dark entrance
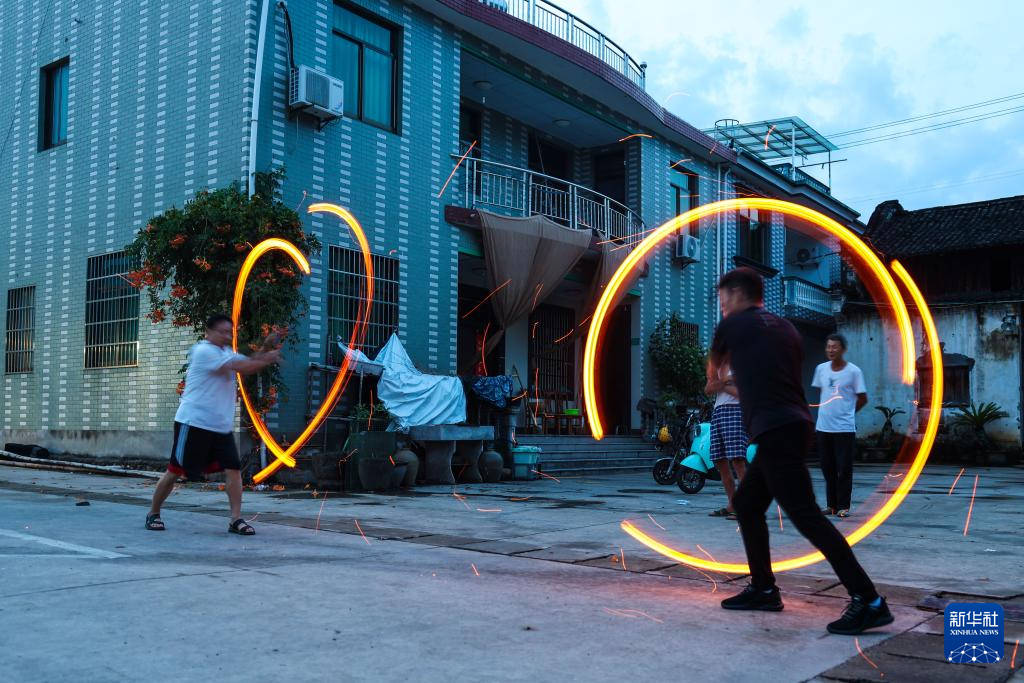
[528,132,570,180]
[593,149,626,205]
[596,303,632,435]
[457,283,504,377]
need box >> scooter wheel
[678,467,706,494]
[652,458,677,485]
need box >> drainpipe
[715,163,733,327]
[248,0,273,471]
[247,0,273,198]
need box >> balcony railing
[459,155,645,245]
[782,276,832,315]
[487,0,646,90]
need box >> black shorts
[167,421,241,480]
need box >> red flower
[169,234,187,248]
[193,257,212,272]
[176,380,186,396]
[172,316,191,327]
[234,244,248,253]
[147,309,166,324]
[170,284,190,299]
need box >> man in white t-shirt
[146,314,281,535]
[812,333,868,518]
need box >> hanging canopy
[478,211,593,353]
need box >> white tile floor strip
[0,529,129,559]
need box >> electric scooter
[675,422,757,494]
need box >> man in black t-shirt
[710,268,893,636]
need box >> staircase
[515,434,661,475]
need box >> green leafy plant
[351,402,390,423]
[873,405,906,447]
[952,402,1008,445]
[648,312,707,405]
[124,169,321,428]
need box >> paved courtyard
[0,461,1021,682]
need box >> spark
[618,133,653,142]
[531,321,539,339]
[530,283,544,311]
[664,91,689,104]
[480,321,491,376]
[602,607,664,624]
[437,140,476,198]
[294,189,308,211]
[808,395,844,408]
[669,158,693,171]
[461,278,511,319]
[510,389,529,402]
[695,544,717,563]
[354,518,370,544]
[508,496,532,502]
[963,474,979,536]
[619,547,628,570]
[646,513,666,531]
[709,142,718,157]
[532,367,541,426]
[854,637,881,672]
[315,491,328,533]
[553,327,574,344]
[388,249,398,255]
[1011,638,1019,668]
[368,390,375,430]
[692,566,719,593]
[777,504,784,532]
[764,124,777,150]
[476,507,502,513]
[532,469,560,482]
[471,563,480,576]
[452,491,472,511]
[948,467,965,495]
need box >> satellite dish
[796,248,812,263]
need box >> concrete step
[520,434,661,475]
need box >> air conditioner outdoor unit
[675,234,700,264]
[289,65,344,122]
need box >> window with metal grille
[40,57,69,150]
[528,304,576,396]
[5,286,35,374]
[327,245,399,363]
[85,251,140,369]
[679,320,699,349]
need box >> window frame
[671,166,700,237]
[84,251,141,370]
[737,203,771,266]
[332,2,401,133]
[326,245,400,364]
[39,57,70,151]
[5,286,36,374]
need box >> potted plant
[952,402,1010,465]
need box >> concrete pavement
[0,462,1020,682]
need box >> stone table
[408,425,495,485]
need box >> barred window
[85,251,140,369]
[679,321,699,348]
[5,286,35,374]
[327,245,399,364]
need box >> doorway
[593,149,626,205]
[596,303,632,435]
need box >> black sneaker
[827,596,894,635]
[721,584,784,611]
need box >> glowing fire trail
[532,470,561,483]
[618,133,653,142]
[948,467,966,495]
[854,637,881,673]
[764,124,777,150]
[315,492,328,533]
[963,474,979,536]
[471,563,480,576]
[646,513,666,531]
[354,519,371,544]
[461,278,511,319]
[437,140,476,198]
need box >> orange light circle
[581,198,942,574]
[233,203,374,484]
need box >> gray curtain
[478,211,593,355]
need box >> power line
[845,168,1024,204]
[828,91,1024,138]
[838,105,1024,149]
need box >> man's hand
[260,328,287,352]
[226,349,282,376]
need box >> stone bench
[409,425,495,485]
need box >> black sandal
[709,507,732,517]
[229,518,255,535]
[145,513,165,531]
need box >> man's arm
[855,393,868,412]
[225,350,281,376]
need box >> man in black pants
[710,268,893,635]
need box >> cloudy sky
[554,0,1024,221]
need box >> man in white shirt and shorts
[812,333,868,519]
[146,314,281,535]
[705,362,748,518]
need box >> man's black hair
[717,267,764,303]
[205,313,233,330]
[827,333,848,351]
